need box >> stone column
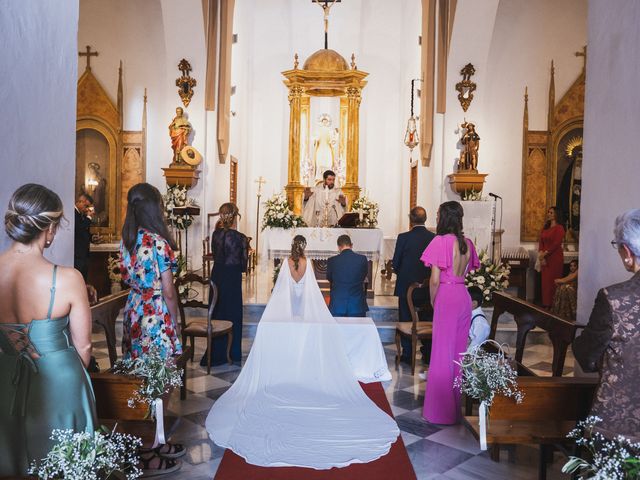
[285,85,305,215]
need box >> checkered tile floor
[92,326,573,479]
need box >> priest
[303,170,346,227]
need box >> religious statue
[557,138,583,238]
[168,107,192,164]
[312,114,338,183]
[302,170,346,227]
[459,121,480,171]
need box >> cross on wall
[79,45,99,71]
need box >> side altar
[263,227,383,299]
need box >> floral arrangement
[465,249,511,303]
[350,194,379,228]
[562,416,640,479]
[112,346,183,418]
[174,253,194,302]
[272,262,282,285]
[461,189,485,201]
[262,192,306,230]
[163,184,196,230]
[107,254,122,284]
[28,426,142,480]
[454,340,524,409]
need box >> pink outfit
[420,234,480,424]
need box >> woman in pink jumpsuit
[420,201,479,424]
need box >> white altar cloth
[263,227,384,261]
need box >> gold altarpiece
[76,62,146,238]
[282,49,368,214]
[521,61,584,242]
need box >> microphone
[488,192,502,199]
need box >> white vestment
[205,261,399,469]
[302,185,345,227]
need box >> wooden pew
[90,289,191,400]
[490,291,581,376]
[463,376,598,480]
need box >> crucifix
[79,45,99,71]
[254,176,267,269]
[575,45,587,72]
[312,0,341,49]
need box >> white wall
[0,0,80,266]
[577,0,640,322]
[426,0,587,247]
[78,0,209,267]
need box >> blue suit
[327,249,368,317]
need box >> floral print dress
[119,228,182,359]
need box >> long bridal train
[205,261,399,469]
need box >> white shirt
[468,306,490,349]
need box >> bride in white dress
[205,235,399,469]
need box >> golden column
[285,85,305,214]
[342,86,362,205]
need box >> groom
[327,234,368,317]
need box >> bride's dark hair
[290,235,307,271]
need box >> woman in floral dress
[120,183,182,360]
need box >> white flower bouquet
[112,346,183,419]
[562,416,640,479]
[461,189,485,201]
[262,192,306,230]
[350,194,379,228]
[454,340,524,409]
[163,184,196,230]
[29,426,142,480]
[465,249,511,303]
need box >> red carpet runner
[214,381,416,480]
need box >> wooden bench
[90,290,191,400]
[463,376,598,480]
[490,291,581,376]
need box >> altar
[263,227,383,298]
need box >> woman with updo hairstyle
[202,202,248,366]
[0,184,97,475]
[120,183,182,362]
[419,200,479,425]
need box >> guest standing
[327,234,369,317]
[573,210,640,442]
[74,192,93,280]
[551,259,579,320]
[120,183,182,360]
[392,206,435,363]
[0,184,97,476]
[539,206,565,308]
[202,202,247,366]
[420,201,479,424]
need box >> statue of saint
[169,107,192,164]
[312,114,337,183]
[459,121,480,171]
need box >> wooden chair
[175,273,233,374]
[395,281,433,375]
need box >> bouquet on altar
[163,184,196,230]
[465,249,510,302]
[262,192,306,230]
[350,194,379,228]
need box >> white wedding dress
[205,260,399,469]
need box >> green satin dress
[0,265,97,475]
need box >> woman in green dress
[0,184,97,476]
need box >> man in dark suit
[74,192,93,280]
[392,206,435,363]
[327,234,368,317]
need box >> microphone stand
[490,195,497,264]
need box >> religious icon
[455,63,477,112]
[168,107,192,165]
[459,121,480,171]
[176,59,197,108]
[312,114,338,183]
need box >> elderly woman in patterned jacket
[573,209,640,442]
